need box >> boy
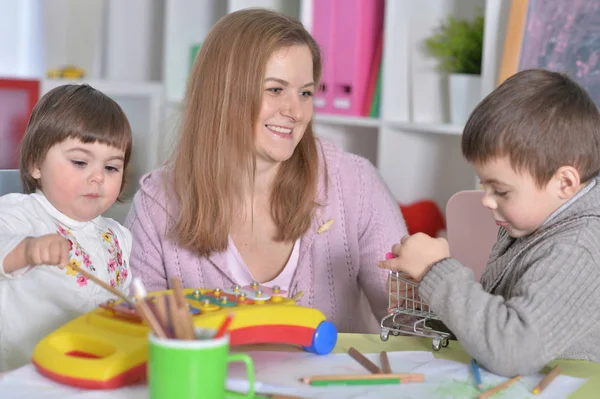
[379,69,600,377]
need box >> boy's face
[474,156,564,238]
[31,138,125,222]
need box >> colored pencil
[153,295,169,332]
[131,278,168,338]
[171,277,187,308]
[214,313,234,339]
[348,347,382,374]
[307,378,401,386]
[300,373,425,386]
[477,376,521,399]
[532,365,561,394]
[166,293,186,339]
[471,359,483,391]
[170,278,195,340]
[380,351,392,374]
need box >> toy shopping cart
[380,271,451,351]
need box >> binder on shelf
[330,0,384,116]
[363,32,383,116]
[311,0,335,114]
[369,64,382,118]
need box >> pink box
[330,0,384,116]
[311,0,335,114]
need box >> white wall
[0,0,164,81]
[43,0,106,78]
[0,0,45,77]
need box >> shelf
[41,79,164,97]
[314,114,381,128]
[387,121,464,136]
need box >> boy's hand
[24,234,71,268]
[378,233,450,281]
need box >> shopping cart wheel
[441,338,449,347]
[432,340,441,351]
[380,329,389,341]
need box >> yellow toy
[32,285,337,389]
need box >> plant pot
[449,73,481,126]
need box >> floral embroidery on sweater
[56,224,129,288]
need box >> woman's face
[254,44,315,167]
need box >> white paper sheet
[226,351,588,399]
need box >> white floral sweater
[0,192,132,371]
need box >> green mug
[148,329,255,399]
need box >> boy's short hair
[462,69,600,187]
[19,84,132,195]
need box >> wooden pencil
[167,294,186,339]
[477,376,521,399]
[134,297,168,339]
[152,295,170,336]
[70,264,132,305]
[170,278,195,340]
[532,365,561,394]
[164,293,194,340]
[171,278,187,308]
[380,351,392,374]
[348,347,382,374]
[300,372,425,384]
[131,278,169,339]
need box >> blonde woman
[126,9,407,334]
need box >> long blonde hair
[169,9,322,256]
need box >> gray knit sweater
[419,176,600,377]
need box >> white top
[226,236,300,295]
[0,192,132,371]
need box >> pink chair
[445,190,499,281]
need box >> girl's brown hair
[170,9,321,256]
[19,84,132,195]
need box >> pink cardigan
[125,139,407,333]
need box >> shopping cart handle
[385,252,396,260]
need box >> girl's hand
[24,234,71,268]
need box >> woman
[126,9,407,333]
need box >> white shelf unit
[161,0,513,211]
[306,0,510,210]
[40,79,165,223]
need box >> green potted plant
[423,15,484,125]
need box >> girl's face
[31,137,125,221]
[254,44,315,168]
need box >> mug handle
[226,353,255,398]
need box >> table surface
[1,333,598,398]
[329,333,600,399]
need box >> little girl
[0,84,134,371]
